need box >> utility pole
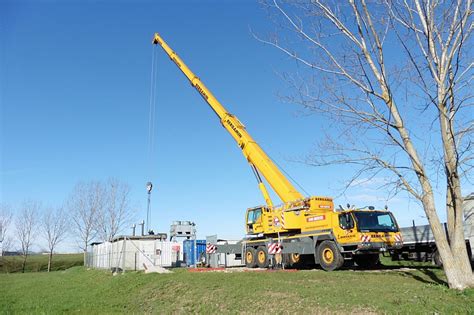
[139,220,145,236]
[0,224,3,257]
[192,222,197,268]
[146,182,153,234]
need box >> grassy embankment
[0,253,83,273]
[0,255,473,314]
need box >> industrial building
[86,235,180,271]
[86,221,204,271]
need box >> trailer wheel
[245,247,257,268]
[354,254,380,269]
[432,250,442,267]
[256,246,269,268]
[317,241,344,271]
[391,252,401,261]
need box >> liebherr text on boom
[153,33,403,270]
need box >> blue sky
[2,0,472,251]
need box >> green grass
[0,258,473,314]
[0,253,83,273]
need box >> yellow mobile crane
[153,33,403,270]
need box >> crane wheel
[245,247,258,268]
[289,253,301,265]
[256,246,269,268]
[317,241,343,271]
[283,253,301,268]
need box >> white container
[89,238,179,271]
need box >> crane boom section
[153,33,304,203]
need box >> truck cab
[335,209,403,267]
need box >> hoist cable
[270,157,310,197]
[146,44,158,233]
[147,45,158,176]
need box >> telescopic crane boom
[153,33,303,206]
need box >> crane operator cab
[246,206,264,234]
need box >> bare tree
[15,201,40,273]
[1,236,13,255]
[96,178,133,242]
[258,0,473,289]
[42,207,68,272]
[0,203,13,256]
[68,181,103,264]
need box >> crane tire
[256,246,269,268]
[317,240,344,271]
[245,247,258,268]
[283,253,301,268]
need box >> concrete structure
[169,221,196,241]
[86,235,180,271]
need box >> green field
[0,256,473,314]
[0,253,83,273]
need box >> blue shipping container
[183,240,206,266]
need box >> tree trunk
[446,188,455,243]
[449,177,473,281]
[437,96,474,287]
[391,106,467,288]
[83,242,88,266]
[48,251,53,272]
[21,254,28,273]
[422,191,473,289]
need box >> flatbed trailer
[390,223,473,265]
[390,193,474,266]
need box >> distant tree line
[0,178,134,272]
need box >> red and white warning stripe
[394,233,403,243]
[281,212,286,228]
[267,243,282,255]
[206,244,217,254]
[360,235,371,243]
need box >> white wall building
[86,235,181,271]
